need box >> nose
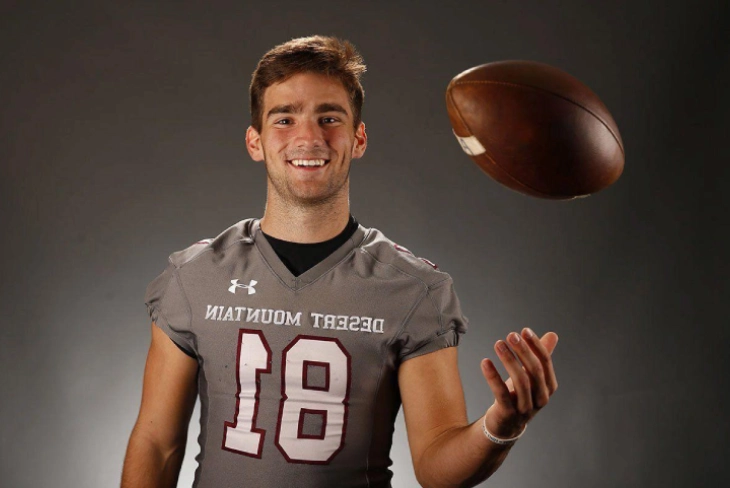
[293,119,325,150]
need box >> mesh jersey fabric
[144,218,468,488]
[171,216,360,358]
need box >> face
[246,72,367,206]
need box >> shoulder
[167,218,257,269]
[357,226,451,287]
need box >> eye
[320,116,339,124]
[274,118,292,125]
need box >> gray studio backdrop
[1,1,728,487]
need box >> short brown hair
[249,35,366,132]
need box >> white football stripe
[452,130,486,156]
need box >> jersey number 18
[222,330,351,464]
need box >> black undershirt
[262,215,359,277]
[171,215,359,358]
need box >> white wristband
[482,416,526,446]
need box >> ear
[246,126,264,162]
[351,122,367,159]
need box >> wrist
[482,414,526,446]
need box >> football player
[121,35,559,488]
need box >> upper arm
[398,346,468,473]
[132,322,199,451]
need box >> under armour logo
[229,279,258,295]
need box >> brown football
[446,61,625,199]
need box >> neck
[260,186,351,243]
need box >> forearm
[121,426,186,488]
[415,416,513,488]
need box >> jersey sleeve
[396,277,468,362]
[144,261,197,357]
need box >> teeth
[291,159,326,167]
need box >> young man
[121,36,558,488]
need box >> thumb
[541,332,559,355]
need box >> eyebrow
[266,102,349,119]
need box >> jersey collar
[250,219,368,291]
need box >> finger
[522,329,559,395]
[495,338,533,414]
[504,376,514,393]
[540,331,559,355]
[480,359,513,410]
[508,331,550,409]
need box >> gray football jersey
[145,219,468,488]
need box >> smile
[288,159,329,167]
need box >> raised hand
[480,328,559,440]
